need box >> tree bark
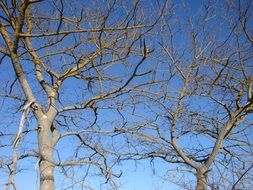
[196,170,207,190]
[38,119,55,190]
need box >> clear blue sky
[0,1,237,190]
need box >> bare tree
[0,0,166,189]
[116,1,253,190]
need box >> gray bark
[38,118,55,190]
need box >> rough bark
[196,170,207,190]
[38,118,55,190]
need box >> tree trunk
[38,119,55,190]
[196,170,207,190]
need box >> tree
[117,1,253,189]
[1,1,253,190]
[0,0,165,189]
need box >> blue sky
[0,1,205,190]
[2,0,253,190]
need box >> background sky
[1,0,245,190]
